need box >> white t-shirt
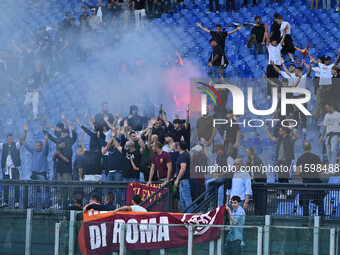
[131,205,147,212]
[312,67,321,78]
[268,44,283,65]
[323,111,340,134]
[162,144,171,152]
[280,21,291,36]
[281,72,299,87]
[97,6,103,23]
[318,63,334,85]
[293,74,308,96]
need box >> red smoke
[162,61,205,116]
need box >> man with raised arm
[265,122,299,196]
[196,23,242,78]
[106,129,141,182]
[22,124,49,180]
[292,63,313,133]
[41,113,77,150]
[307,48,340,118]
[43,113,68,139]
[265,24,288,98]
[161,105,191,147]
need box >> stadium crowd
[0,0,339,218]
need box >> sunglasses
[234,163,241,166]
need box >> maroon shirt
[152,151,172,179]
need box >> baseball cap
[325,56,331,60]
[91,8,96,11]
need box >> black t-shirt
[95,112,114,130]
[54,147,73,174]
[176,151,190,180]
[213,89,228,115]
[67,205,82,211]
[25,71,42,91]
[152,126,167,144]
[127,115,148,131]
[210,31,228,51]
[196,116,214,141]
[73,154,85,172]
[211,45,223,66]
[168,123,190,148]
[122,148,141,179]
[224,118,240,143]
[108,148,124,171]
[296,152,322,182]
[270,21,281,42]
[251,24,265,43]
[134,0,146,10]
[83,150,102,175]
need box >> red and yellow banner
[78,206,226,254]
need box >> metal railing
[249,183,340,217]
[3,208,340,254]
[183,186,218,213]
[185,182,340,217]
[3,180,340,217]
[140,180,174,212]
[0,180,128,210]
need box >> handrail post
[216,224,225,255]
[25,208,33,255]
[119,223,126,255]
[188,225,194,255]
[313,216,320,255]
[166,182,173,212]
[160,249,168,255]
[257,227,263,255]
[68,210,76,255]
[263,215,271,255]
[209,240,215,255]
[54,222,60,255]
[330,228,336,255]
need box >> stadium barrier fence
[1,208,340,255]
[2,180,340,217]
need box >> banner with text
[78,206,226,254]
[125,182,165,207]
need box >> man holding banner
[146,141,172,187]
[114,194,147,212]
